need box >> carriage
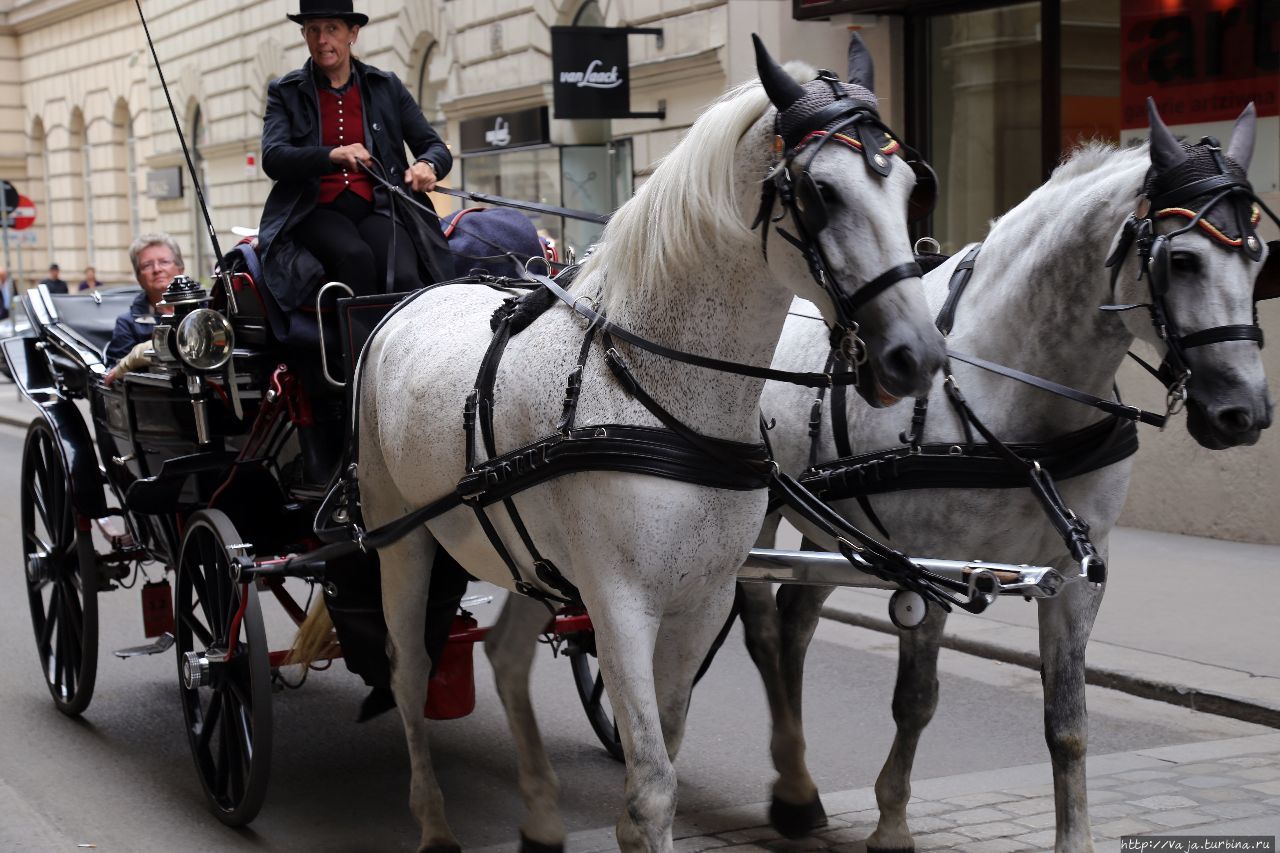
[3,206,1080,829]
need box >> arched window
[68,109,89,270]
[572,0,604,26]
[416,42,446,127]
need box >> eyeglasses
[139,258,176,273]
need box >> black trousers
[294,190,421,297]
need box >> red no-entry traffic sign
[10,195,35,230]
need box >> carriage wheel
[21,419,100,716]
[566,631,625,763]
[175,510,272,827]
[567,593,740,764]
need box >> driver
[257,0,454,319]
[103,233,186,386]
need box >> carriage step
[114,633,175,659]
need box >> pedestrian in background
[40,263,68,294]
[77,266,101,292]
[0,265,12,321]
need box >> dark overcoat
[258,59,454,313]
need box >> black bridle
[752,72,936,373]
[1104,136,1280,415]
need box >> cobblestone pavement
[511,733,1280,853]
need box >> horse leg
[1039,557,1105,853]
[378,526,460,853]
[740,581,833,838]
[584,588,674,852]
[866,604,948,853]
[651,581,737,761]
[486,594,566,852]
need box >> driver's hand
[405,160,437,193]
[330,143,373,172]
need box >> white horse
[741,100,1273,853]
[357,38,946,853]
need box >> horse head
[752,34,945,405]
[1113,99,1274,448]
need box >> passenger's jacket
[258,59,454,313]
[106,291,159,363]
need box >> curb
[821,604,1280,730]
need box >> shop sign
[147,167,184,200]
[1120,0,1279,129]
[459,107,550,154]
[550,26,664,120]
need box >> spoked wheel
[566,630,625,763]
[175,510,272,827]
[21,419,99,716]
[567,590,741,764]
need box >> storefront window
[561,140,632,256]
[463,147,564,245]
[928,2,1042,252]
[462,140,633,261]
[1062,0,1121,151]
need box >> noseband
[1104,135,1280,414]
[752,71,935,370]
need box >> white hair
[580,77,783,302]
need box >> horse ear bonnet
[776,78,881,149]
[1142,141,1257,248]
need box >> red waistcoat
[317,83,374,204]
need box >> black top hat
[288,0,368,27]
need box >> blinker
[907,159,939,224]
[1257,240,1280,302]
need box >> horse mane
[985,140,1149,242]
[580,67,813,305]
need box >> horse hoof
[769,794,828,839]
[519,833,565,853]
[421,845,462,853]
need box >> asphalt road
[0,417,1269,852]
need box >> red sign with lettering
[1120,0,1279,129]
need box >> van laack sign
[1121,0,1279,129]
[551,27,632,119]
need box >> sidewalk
[816,526,1280,728]
[3,378,1277,728]
[480,732,1280,853]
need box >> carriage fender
[31,399,109,520]
[3,336,108,519]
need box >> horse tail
[287,597,338,668]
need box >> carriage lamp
[175,309,235,371]
[152,275,236,372]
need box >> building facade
[0,0,1275,542]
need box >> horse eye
[816,182,838,205]
[1170,252,1200,274]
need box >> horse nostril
[883,344,919,389]
[1215,407,1255,435]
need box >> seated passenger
[103,233,186,385]
[257,0,454,321]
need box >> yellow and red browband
[1156,204,1262,249]
[794,129,900,157]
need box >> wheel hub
[182,651,211,690]
[25,551,52,585]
